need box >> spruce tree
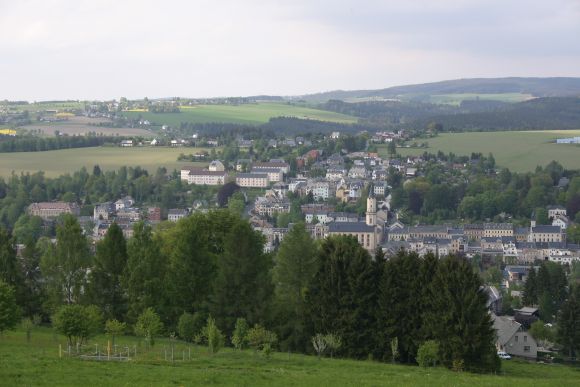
[523,267,538,306]
[20,239,45,317]
[272,222,317,352]
[378,251,423,362]
[306,236,378,359]
[123,222,166,322]
[424,255,500,372]
[210,220,273,332]
[88,223,128,320]
[164,213,216,320]
[557,286,580,357]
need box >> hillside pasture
[381,130,580,172]
[0,328,578,386]
[121,102,359,126]
[0,146,211,177]
[21,116,155,137]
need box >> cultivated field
[0,147,211,177]
[122,102,358,126]
[380,130,580,172]
[0,328,578,386]
[21,116,155,137]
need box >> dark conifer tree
[210,220,273,333]
[378,251,423,362]
[306,236,378,359]
[557,286,580,358]
[88,223,128,320]
[424,255,500,372]
[523,266,538,305]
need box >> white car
[497,351,512,360]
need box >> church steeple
[366,184,377,226]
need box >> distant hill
[299,77,580,102]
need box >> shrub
[417,340,439,368]
[312,334,327,359]
[247,324,277,358]
[0,280,19,334]
[231,317,249,350]
[177,313,195,342]
[52,305,103,348]
[206,316,224,355]
[134,308,163,347]
[323,333,342,359]
[105,319,126,347]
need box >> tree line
[0,135,133,153]
[1,214,504,372]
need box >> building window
[524,346,530,352]
[515,335,518,342]
[524,335,527,342]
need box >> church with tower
[325,186,383,252]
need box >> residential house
[493,314,538,359]
[168,209,188,222]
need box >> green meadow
[0,328,578,386]
[381,130,580,172]
[122,102,358,126]
[0,147,211,177]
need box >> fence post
[107,340,111,360]
[59,344,62,359]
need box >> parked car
[497,351,512,360]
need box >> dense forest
[318,97,580,131]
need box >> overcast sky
[1,0,579,101]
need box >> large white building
[251,167,283,183]
[181,167,227,185]
[236,173,269,188]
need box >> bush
[105,319,126,347]
[134,308,163,347]
[177,313,195,342]
[231,317,249,350]
[323,333,342,359]
[52,304,103,348]
[206,316,224,355]
[0,280,19,334]
[247,324,277,358]
[417,340,439,368]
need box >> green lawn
[0,147,212,177]
[0,328,578,386]
[381,130,580,172]
[122,102,358,126]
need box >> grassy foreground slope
[0,147,210,177]
[1,328,578,386]
[122,102,358,126]
[381,130,580,173]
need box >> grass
[380,130,580,172]
[0,328,578,386]
[0,146,212,177]
[121,102,358,126]
[425,93,534,106]
[1,102,86,112]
